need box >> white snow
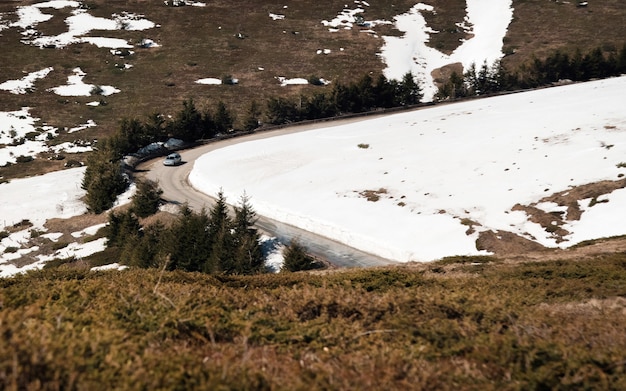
[196,78,222,85]
[189,76,626,263]
[81,37,133,49]
[10,3,156,49]
[48,68,120,96]
[321,1,390,31]
[0,108,59,165]
[50,142,93,154]
[0,67,54,94]
[39,237,108,262]
[0,168,129,277]
[0,107,96,165]
[379,0,514,100]
[91,262,128,271]
[0,167,87,230]
[276,77,309,86]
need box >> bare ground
[476,179,626,263]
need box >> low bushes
[2,254,625,389]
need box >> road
[139,120,398,268]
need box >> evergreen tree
[242,100,262,131]
[213,101,234,134]
[266,97,299,125]
[373,74,399,108]
[124,221,165,268]
[436,71,467,100]
[398,72,423,105]
[205,190,235,273]
[354,74,375,112]
[82,148,128,214]
[131,179,163,218]
[201,108,216,139]
[144,112,167,141]
[282,240,319,272]
[330,82,351,114]
[232,193,264,274]
[164,205,212,272]
[172,98,203,141]
[300,92,336,120]
[106,210,141,248]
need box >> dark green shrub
[282,240,321,272]
[15,155,34,163]
[131,179,163,218]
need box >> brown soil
[475,179,626,263]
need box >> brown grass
[1,0,623,161]
[502,0,626,70]
[2,254,626,389]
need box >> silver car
[163,152,182,166]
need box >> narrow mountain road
[138,119,398,268]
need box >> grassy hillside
[1,0,624,144]
[2,254,626,389]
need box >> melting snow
[379,0,514,100]
[0,67,54,94]
[189,76,626,263]
[48,68,120,96]
[276,77,309,86]
[196,78,222,85]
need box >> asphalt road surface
[139,121,397,268]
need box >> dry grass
[502,0,626,70]
[1,0,623,151]
[1,254,626,389]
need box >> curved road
[138,120,398,268]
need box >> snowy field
[190,76,626,263]
[3,0,623,275]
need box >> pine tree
[172,98,203,141]
[300,92,336,120]
[106,210,141,248]
[242,100,262,132]
[232,193,264,274]
[266,97,299,125]
[82,148,128,214]
[373,74,399,108]
[164,205,212,272]
[144,112,167,141]
[354,74,375,112]
[205,190,235,273]
[398,72,423,105]
[131,179,163,218]
[282,239,318,272]
[124,221,165,268]
[213,101,233,134]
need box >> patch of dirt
[476,230,547,255]
[511,204,570,243]
[359,188,388,202]
[539,178,626,221]
[45,213,108,236]
[431,62,464,89]
[475,179,626,262]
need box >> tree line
[265,72,423,125]
[108,184,320,274]
[436,44,626,99]
[81,72,423,213]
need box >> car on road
[163,152,182,166]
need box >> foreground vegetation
[2,254,626,390]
